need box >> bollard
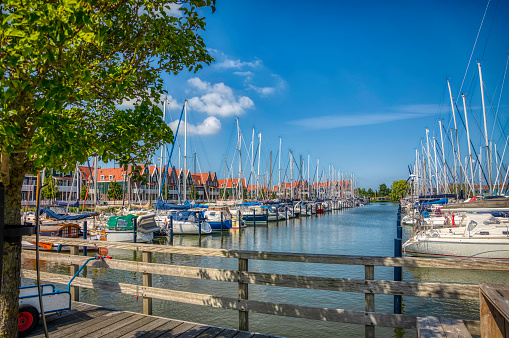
[133,218,137,243]
[253,209,256,228]
[221,212,224,233]
[83,221,88,256]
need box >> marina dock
[28,301,274,338]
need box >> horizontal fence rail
[20,236,498,336]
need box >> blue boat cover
[42,208,98,220]
[242,202,261,206]
[422,198,448,205]
[170,210,206,222]
[54,200,80,208]
[156,198,191,210]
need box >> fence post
[394,205,403,314]
[83,221,87,256]
[365,265,375,338]
[169,215,173,245]
[70,245,79,301]
[238,257,249,331]
[133,218,137,243]
[143,251,152,315]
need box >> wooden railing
[21,236,509,337]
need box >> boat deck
[28,302,279,338]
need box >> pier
[20,235,509,337]
[28,301,273,338]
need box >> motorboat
[155,210,212,235]
[403,213,509,259]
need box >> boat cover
[42,208,99,220]
[422,198,448,205]
[54,200,80,208]
[442,197,509,210]
[156,198,191,210]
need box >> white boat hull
[404,236,509,259]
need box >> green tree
[378,183,391,197]
[367,188,374,197]
[80,185,88,200]
[0,0,215,333]
[188,185,199,200]
[40,176,60,200]
[107,181,123,200]
[390,180,408,201]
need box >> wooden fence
[21,236,509,337]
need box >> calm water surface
[23,202,507,337]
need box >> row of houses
[20,165,353,206]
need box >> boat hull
[209,220,233,231]
[403,237,509,259]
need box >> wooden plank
[79,313,146,337]
[49,311,126,338]
[463,320,480,336]
[135,320,184,338]
[22,237,509,270]
[31,307,113,337]
[232,332,253,338]
[438,317,472,338]
[116,317,169,338]
[67,312,136,338]
[215,329,242,338]
[22,253,480,300]
[161,322,202,336]
[175,324,210,337]
[480,283,509,321]
[195,327,226,338]
[416,317,446,338]
[100,316,157,338]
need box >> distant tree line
[356,180,408,202]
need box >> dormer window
[100,175,105,180]
[109,175,114,180]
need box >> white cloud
[168,116,221,135]
[215,58,262,70]
[233,71,254,77]
[187,77,254,117]
[290,104,439,130]
[248,85,275,96]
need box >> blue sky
[149,0,509,189]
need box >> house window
[100,175,104,180]
[109,175,113,180]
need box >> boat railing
[20,236,508,337]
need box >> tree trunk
[1,153,26,336]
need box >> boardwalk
[28,302,278,338]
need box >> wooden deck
[28,302,279,338]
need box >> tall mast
[237,118,242,203]
[425,129,433,194]
[462,94,475,196]
[94,156,98,208]
[278,137,281,197]
[447,79,461,194]
[290,150,294,199]
[251,127,255,196]
[478,63,492,195]
[307,154,310,199]
[438,120,447,193]
[257,132,262,198]
[183,100,187,203]
[432,137,439,193]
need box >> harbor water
[23,202,508,337]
